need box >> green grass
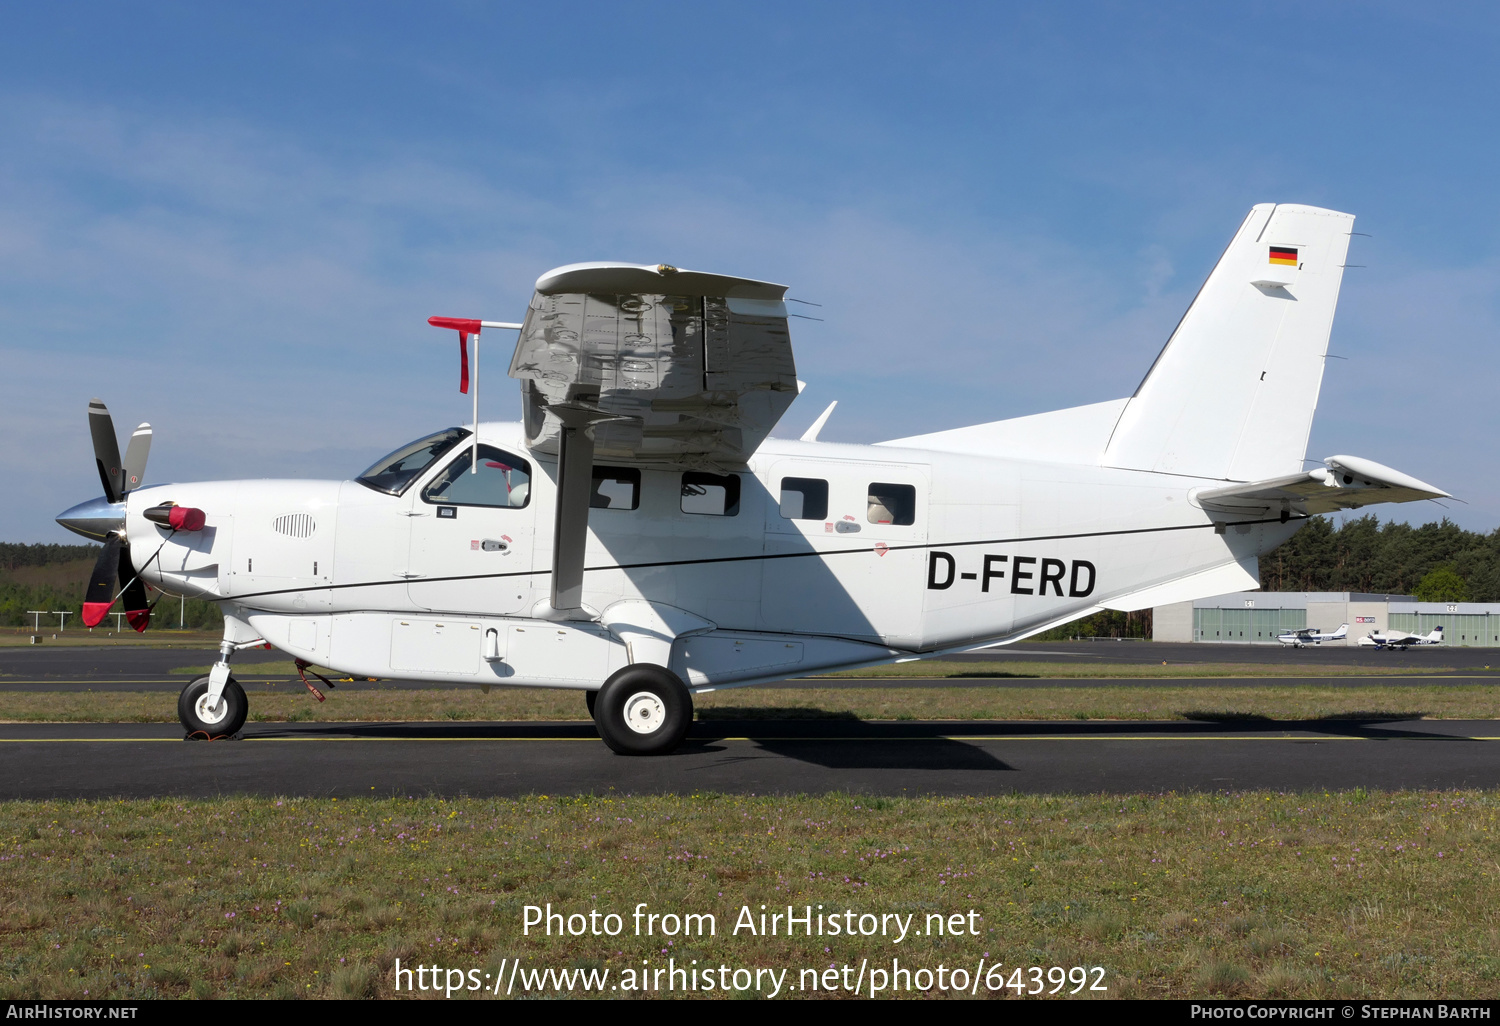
[3,684,1500,723]
[1,792,1497,999]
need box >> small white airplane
[1358,626,1445,649]
[57,203,1453,754]
[1276,623,1349,647]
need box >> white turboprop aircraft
[1358,626,1445,649]
[1276,624,1350,648]
[57,203,1452,754]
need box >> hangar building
[1153,592,1500,647]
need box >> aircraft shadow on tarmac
[236,712,1484,773]
[242,719,1017,772]
[1175,711,1448,740]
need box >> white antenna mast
[427,317,522,472]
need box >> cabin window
[867,483,916,526]
[681,472,740,516]
[779,477,828,520]
[422,445,531,508]
[357,427,469,496]
[591,467,640,510]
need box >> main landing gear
[586,664,693,756]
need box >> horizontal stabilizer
[1193,455,1450,519]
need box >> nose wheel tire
[591,665,692,755]
[178,676,248,737]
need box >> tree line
[0,541,224,630]
[1258,515,1498,602]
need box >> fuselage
[120,421,1299,689]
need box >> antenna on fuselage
[801,400,838,442]
[427,316,524,471]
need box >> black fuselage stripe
[225,514,1301,602]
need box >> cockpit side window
[422,445,532,509]
[356,428,470,496]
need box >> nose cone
[56,495,126,541]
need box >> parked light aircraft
[1358,626,1445,649]
[56,203,1453,754]
[1276,624,1350,647]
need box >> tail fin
[1103,203,1354,481]
[1430,626,1444,642]
[1331,624,1349,639]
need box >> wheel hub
[622,691,667,734]
[194,692,229,725]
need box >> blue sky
[3,2,1498,541]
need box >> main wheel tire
[178,675,248,737]
[592,665,692,756]
[585,690,598,718]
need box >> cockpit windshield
[356,428,470,495]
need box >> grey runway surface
[3,718,1499,798]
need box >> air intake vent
[272,513,316,538]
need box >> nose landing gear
[180,626,265,738]
[179,675,248,737]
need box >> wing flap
[1193,455,1450,518]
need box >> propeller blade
[122,423,151,494]
[118,541,151,633]
[81,534,122,627]
[88,398,124,504]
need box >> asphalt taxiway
[2,718,1498,798]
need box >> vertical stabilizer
[1103,203,1354,482]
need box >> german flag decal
[1269,246,1299,266]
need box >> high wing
[507,262,799,615]
[509,262,798,467]
[1192,455,1449,521]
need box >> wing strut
[542,403,626,618]
[550,414,595,614]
